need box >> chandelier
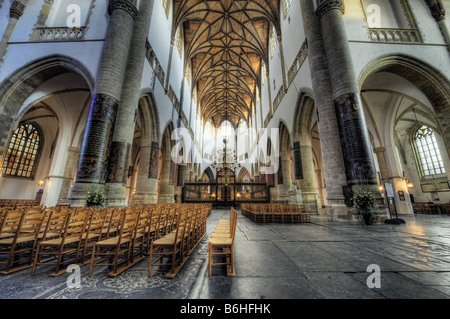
[211,138,241,186]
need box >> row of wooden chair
[413,203,450,216]
[241,203,311,223]
[0,199,41,208]
[0,203,211,277]
[208,207,238,277]
[148,206,209,278]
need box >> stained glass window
[414,126,445,177]
[1,124,41,178]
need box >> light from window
[163,0,171,19]
[270,26,277,59]
[221,120,233,137]
[1,124,40,178]
[282,0,293,18]
[414,125,445,176]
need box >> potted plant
[85,187,106,208]
[352,190,375,225]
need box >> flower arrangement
[85,187,106,207]
[352,189,375,225]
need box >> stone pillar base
[69,183,105,208]
[131,193,158,205]
[302,191,323,214]
[105,183,127,208]
[326,198,355,222]
[159,194,175,203]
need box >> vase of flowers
[85,187,106,208]
[352,190,375,225]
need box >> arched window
[220,120,233,138]
[1,124,41,178]
[413,125,445,177]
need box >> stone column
[159,157,175,203]
[0,1,25,62]
[132,142,160,204]
[316,0,387,222]
[293,141,322,212]
[57,147,80,204]
[373,147,389,184]
[69,0,137,207]
[300,0,349,221]
[105,0,154,207]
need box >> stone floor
[1,209,450,300]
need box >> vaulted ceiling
[172,0,280,128]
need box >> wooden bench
[241,203,311,224]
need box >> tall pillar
[316,0,387,222]
[293,141,322,212]
[300,0,349,221]
[132,142,160,204]
[58,147,80,204]
[105,0,154,207]
[0,1,26,62]
[69,0,137,207]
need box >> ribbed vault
[173,0,280,127]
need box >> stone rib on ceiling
[173,0,280,127]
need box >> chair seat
[95,237,131,246]
[153,236,181,246]
[0,236,36,245]
[209,237,233,245]
[40,236,80,246]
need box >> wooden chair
[130,209,150,263]
[0,209,46,274]
[32,209,90,276]
[145,207,160,251]
[208,208,238,277]
[148,211,187,279]
[88,210,140,277]
[102,208,123,239]
[79,208,108,265]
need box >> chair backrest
[117,210,140,243]
[0,210,23,238]
[62,209,90,241]
[172,212,186,243]
[41,208,69,240]
[157,210,168,236]
[105,208,125,238]
[86,208,108,237]
[135,209,150,237]
[230,208,238,244]
[149,207,160,231]
[18,207,46,238]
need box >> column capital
[316,0,344,20]
[432,9,446,22]
[10,1,26,20]
[108,0,138,20]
